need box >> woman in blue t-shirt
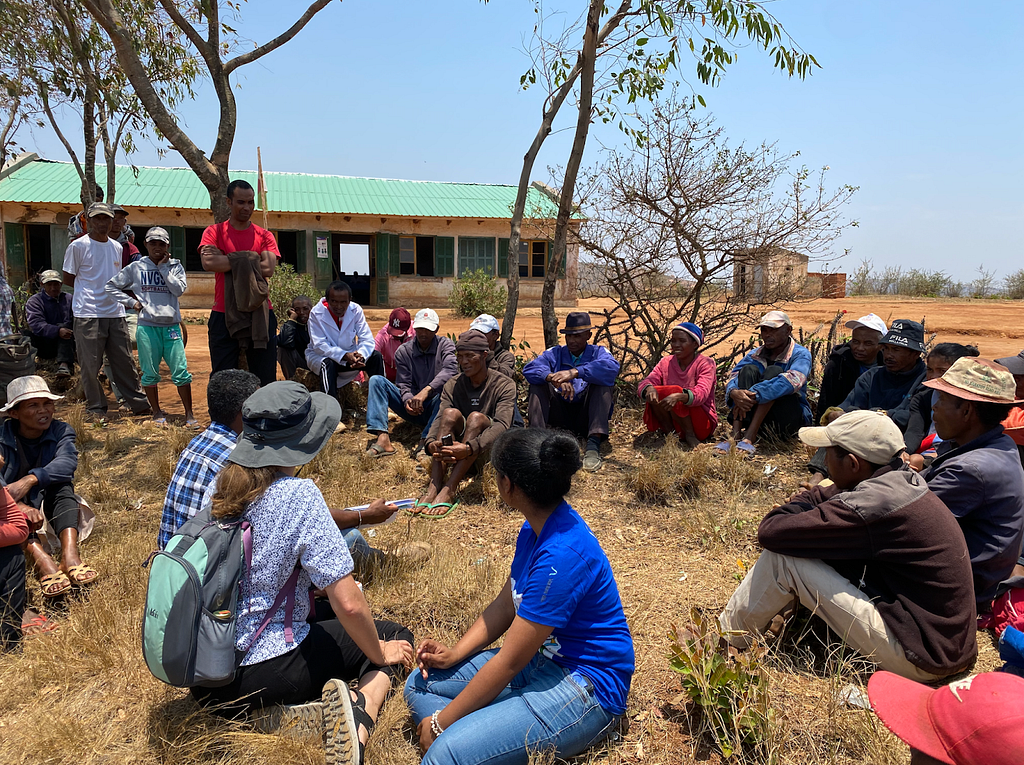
[405,428,634,765]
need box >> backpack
[0,335,36,406]
[141,508,300,688]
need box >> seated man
[523,312,620,471]
[720,311,811,455]
[25,270,75,378]
[374,307,414,383]
[0,376,97,598]
[815,313,886,424]
[470,312,524,427]
[922,357,1024,615]
[415,329,516,516]
[305,280,383,400]
[366,308,457,458]
[276,295,312,379]
[719,410,978,681]
[994,349,1024,465]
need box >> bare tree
[578,99,857,384]
[82,0,334,221]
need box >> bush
[1005,269,1024,300]
[448,269,507,317]
[269,263,318,316]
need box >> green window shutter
[49,225,70,273]
[4,223,26,285]
[314,231,332,293]
[436,236,455,277]
[457,238,471,278]
[458,237,494,277]
[389,234,400,276]
[497,238,509,278]
[296,230,308,274]
[168,226,186,263]
[374,233,390,305]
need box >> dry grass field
[0,295,1016,764]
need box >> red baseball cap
[868,671,1024,765]
[387,307,411,337]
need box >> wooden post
[257,147,270,232]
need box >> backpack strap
[248,566,302,647]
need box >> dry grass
[0,400,999,765]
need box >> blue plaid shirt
[158,422,237,549]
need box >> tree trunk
[81,95,97,207]
[541,0,601,349]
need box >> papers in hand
[346,498,416,527]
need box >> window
[518,239,548,278]
[399,236,415,275]
[398,236,436,276]
[458,237,495,277]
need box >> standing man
[199,180,281,386]
[25,270,75,378]
[62,203,150,418]
[365,308,457,458]
[305,280,382,400]
[523,312,621,472]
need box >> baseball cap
[412,308,439,332]
[109,203,128,216]
[470,314,500,334]
[923,357,1022,404]
[387,307,412,337]
[995,350,1024,376]
[88,202,114,218]
[39,269,62,285]
[880,319,926,353]
[798,409,905,464]
[145,226,170,244]
[758,310,792,329]
[868,671,1024,765]
[845,313,888,336]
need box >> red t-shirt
[199,221,281,312]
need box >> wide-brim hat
[995,350,1024,376]
[1,375,63,413]
[560,311,593,335]
[228,381,341,469]
[923,357,1023,404]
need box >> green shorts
[136,324,192,387]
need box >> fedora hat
[228,382,341,469]
[1,375,63,413]
[560,312,593,335]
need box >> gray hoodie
[105,258,187,326]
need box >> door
[3,223,26,285]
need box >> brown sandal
[40,571,72,598]
[66,564,99,587]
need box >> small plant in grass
[669,607,775,759]
[448,269,507,317]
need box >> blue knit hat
[673,322,704,345]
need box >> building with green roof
[0,155,578,309]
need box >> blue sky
[24,0,1024,281]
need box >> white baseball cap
[799,409,905,465]
[412,308,440,332]
[469,314,500,334]
[845,313,888,336]
[758,310,792,328]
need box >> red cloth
[638,353,718,430]
[1003,406,1024,447]
[642,385,715,440]
[991,587,1024,635]
[0,487,28,548]
[200,221,280,312]
[374,324,414,382]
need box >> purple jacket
[25,290,73,339]
[395,335,458,404]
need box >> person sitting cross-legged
[994,349,1024,466]
[366,308,457,458]
[25,270,75,378]
[306,280,383,402]
[921,357,1024,619]
[637,322,717,448]
[717,410,978,681]
[523,312,620,472]
[719,310,812,457]
[815,313,887,424]
[413,330,516,517]
[0,376,97,599]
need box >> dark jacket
[395,335,458,404]
[758,462,978,676]
[923,426,1024,609]
[25,291,73,339]
[815,342,882,424]
[840,358,926,431]
[0,419,78,509]
[903,387,936,454]
[224,250,270,348]
[277,319,310,354]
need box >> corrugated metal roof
[0,158,563,219]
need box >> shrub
[448,269,507,317]
[269,263,317,316]
[1005,269,1024,300]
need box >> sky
[21,0,1024,282]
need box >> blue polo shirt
[509,501,634,715]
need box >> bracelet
[357,508,363,528]
[430,710,445,737]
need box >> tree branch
[224,0,333,75]
[39,86,85,186]
[156,0,212,64]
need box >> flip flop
[184,418,202,430]
[419,500,459,519]
[713,441,732,455]
[66,563,99,587]
[404,498,431,516]
[39,570,72,598]
[736,442,756,458]
[365,443,396,459]
[22,613,58,638]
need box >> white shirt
[305,298,374,369]
[62,234,126,318]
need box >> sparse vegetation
[268,263,318,315]
[448,268,507,318]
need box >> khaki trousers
[719,550,942,682]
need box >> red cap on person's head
[387,307,412,337]
[868,671,1024,765]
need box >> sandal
[419,500,459,519]
[404,498,431,516]
[365,443,396,459]
[184,417,201,430]
[66,563,99,587]
[40,571,72,598]
[22,612,58,638]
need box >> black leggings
[29,483,79,537]
[0,544,26,651]
[192,617,413,715]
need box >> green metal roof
[0,158,563,219]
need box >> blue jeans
[404,649,618,765]
[365,375,439,439]
[342,528,371,564]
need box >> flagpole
[257,146,269,231]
